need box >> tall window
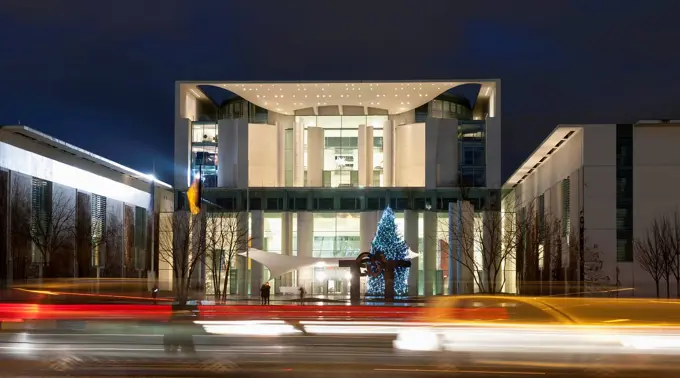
[191,122,218,188]
[134,206,147,270]
[91,194,106,267]
[31,178,51,263]
[562,178,571,242]
[459,121,486,187]
[616,124,634,262]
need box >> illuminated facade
[174,80,503,296]
[0,125,173,286]
[505,120,680,298]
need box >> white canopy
[241,248,420,280]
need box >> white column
[423,211,437,296]
[459,202,475,294]
[235,118,249,189]
[277,121,286,187]
[382,120,395,187]
[174,118,192,189]
[293,121,305,187]
[360,211,379,253]
[424,118,439,189]
[250,210,264,292]
[404,210,419,296]
[281,212,293,288]
[358,124,367,187]
[365,126,374,186]
[306,127,324,187]
[237,211,249,295]
[217,119,237,188]
[297,212,314,293]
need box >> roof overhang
[0,125,172,189]
[179,80,499,116]
[503,125,582,189]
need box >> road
[0,332,679,377]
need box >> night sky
[1,0,679,184]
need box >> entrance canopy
[240,249,341,280]
[241,248,420,280]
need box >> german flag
[187,178,201,215]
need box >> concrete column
[382,120,395,187]
[250,211,264,292]
[424,118,439,189]
[236,211,249,295]
[365,126,374,186]
[281,212,293,288]
[358,125,374,187]
[451,201,475,294]
[174,118,192,189]
[297,212,314,293]
[423,211,437,296]
[217,119,237,188]
[435,118,459,187]
[277,121,286,187]
[306,127,324,187]
[404,210,419,296]
[293,121,305,187]
[358,124,367,187]
[360,211,379,253]
[235,118,249,189]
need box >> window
[562,178,570,238]
[134,206,147,270]
[91,194,106,267]
[616,124,633,262]
[31,178,51,263]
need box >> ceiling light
[358,95,362,98]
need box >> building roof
[0,125,172,189]
[503,125,581,188]
[178,80,499,115]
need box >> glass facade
[616,124,634,262]
[431,99,473,120]
[295,115,387,188]
[191,122,218,188]
[189,96,489,190]
[459,121,486,187]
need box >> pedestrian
[260,284,267,305]
[264,282,271,305]
[299,286,305,304]
[151,283,159,305]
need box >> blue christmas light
[366,207,410,296]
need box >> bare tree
[204,212,249,301]
[10,176,32,281]
[635,217,669,298]
[442,200,523,294]
[12,182,77,279]
[664,211,680,298]
[158,211,206,305]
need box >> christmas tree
[366,207,410,296]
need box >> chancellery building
[172,80,504,297]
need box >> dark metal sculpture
[340,252,411,304]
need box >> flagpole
[150,159,156,282]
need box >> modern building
[504,120,680,297]
[0,125,173,288]
[173,80,502,297]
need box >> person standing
[299,286,305,304]
[260,284,267,305]
[264,282,271,305]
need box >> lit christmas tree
[366,207,410,296]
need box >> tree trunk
[676,278,679,299]
[667,278,671,299]
[221,262,231,302]
[656,280,660,298]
